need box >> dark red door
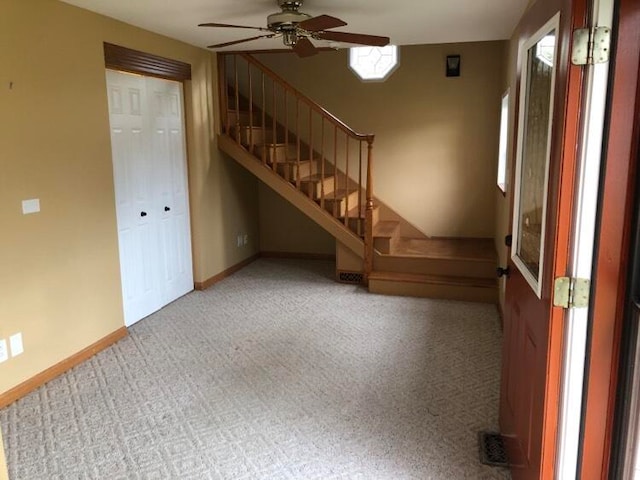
[499,0,588,478]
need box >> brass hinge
[571,27,611,66]
[553,277,591,309]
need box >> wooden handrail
[219,52,376,283]
[239,53,373,142]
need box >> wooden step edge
[373,221,400,238]
[257,142,293,148]
[299,173,336,182]
[276,158,322,166]
[375,250,497,263]
[343,204,380,219]
[368,271,497,288]
[323,188,360,200]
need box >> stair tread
[341,204,379,220]
[259,142,292,147]
[324,188,358,200]
[373,221,400,238]
[381,237,497,262]
[369,271,497,288]
[278,158,319,165]
[299,173,335,182]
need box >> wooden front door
[500,0,588,478]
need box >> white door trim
[555,0,614,477]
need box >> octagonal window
[349,45,399,82]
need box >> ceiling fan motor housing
[277,0,304,10]
[267,11,311,33]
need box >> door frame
[103,43,197,325]
[579,0,640,477]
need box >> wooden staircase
[217,53,497,303]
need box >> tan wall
[0,432,7,480]
[258,183,335,255]
[255,41,505,239]
[0,0,258,395]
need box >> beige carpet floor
[1,258,510,479]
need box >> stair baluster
[233,55,240,141]
[320,120,326,210]
[261,72,267,165]
[248,62,254,154]
[218,53,376,283]
[358,141,363,237]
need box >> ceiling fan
[199,0,390,58]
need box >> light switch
[0,339,8,363]
[9,333,23,357]
[22,198,40,215]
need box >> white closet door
[106,70,193,327]
[107,70,162,326]
[147,77,194,305]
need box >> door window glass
[512,15,559,297]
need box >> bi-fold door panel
[106,70,193,327]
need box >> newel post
[364,135,375,284]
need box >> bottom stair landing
[368,238,498,303]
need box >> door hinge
[571,27,611,66]
[553,277,591,309]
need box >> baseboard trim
[0,327,128,409]
[260,251,336,261]
[194,253,260,291]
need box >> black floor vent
[478,431,509,467]
[337,271,364,284]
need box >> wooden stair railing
[217,53,375,282]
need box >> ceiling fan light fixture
[283,30,298,47]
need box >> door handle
[164,206,171,212]
[497,266,511,278]
[140,211,147,217]
[505,235,513,247]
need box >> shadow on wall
[255,42,505,239]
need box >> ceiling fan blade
[316,31,390,47]
[199,22,269,32]
[293,37,319,58]
[297,15,347,32]
[207,35,274,49]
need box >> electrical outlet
[243,234,249,245]
[10,333,23,357]
[0,339,8,363]
[237,235,242,247]
[22,198,40,215]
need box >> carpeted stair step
[339,204,380,232]
[254,143,298,164]
[373,221,401,254]
[227,109,259,127]
[276,159,323,182]
[373,238,497,279]
[368,271,498,303]
[299,174,337,199]
[323,189,361,218]
[235,126,280,146]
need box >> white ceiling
[60,0,529,52]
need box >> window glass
[497,91,510,193]
[349,46,399,81]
